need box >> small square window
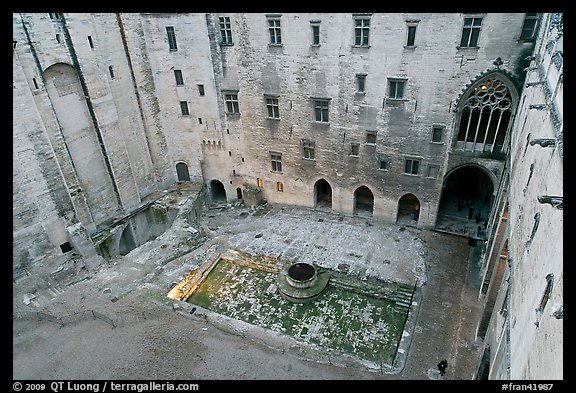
[350,143,360,156]
[366,131,377,144]
[378,157,388,170]
[432,126,443,143]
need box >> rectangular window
[224,92,240,114]
[56,34,61,43]
[378,156,388,170]
[198,84,205,96]
[366,130,377,144]
[180,101,190,116]
[432,126,443,143]
[174,70,184,86]
[460,17,482,48]
[277,182,284,192]
[427,165,439,179]
[520,13,540,41]
[404,159,420,175]
[310,21,321,45]
[406,25,417,47]
[257,177,263,188]
[271,153,282,172]
[302,140,315,160]
[388,79,406,99]
[357,74,367,93]
[166,26,178,51]
[313,99,330,122]
[266,97,280,118]
[108,65,115,79]
[350,143,360,156]
[219,16,233,45]
[354,16,370,46]
[88,36,94,49]
[268,17,282,45]
[49,13,61,20]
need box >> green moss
[184,258,409,365]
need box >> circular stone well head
[286,262,317,289]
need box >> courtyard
[13,190,485,380]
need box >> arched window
[456,77,514,155]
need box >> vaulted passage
[354,186,374,217]
[436,165,495,237]
[209,179,227,203]
[397,193,420,226]
[314,179,332,210]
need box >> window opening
[219,16,233,45]
[460,16,483,48]
[354,16,370,46]
[266,97,280,118]
[271,153,282,172]
[313,99,330,122]
[166,26,178,51]
[180,101,190,116]
[302,140,315,160]
[174,70,184,85]
[404,158,420,175]
[456,78,512,154]
[268,17,282,45]
[224,92,240,114]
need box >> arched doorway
[397,193,420,225]
[209,179,227,203]
[118,224,137,256]
[314,179,332,209]
[176,162,190,181]
[436,165,495,236]
[354,186,374,217]
[236,187,243,200]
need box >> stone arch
[436,163,497,234]
[175,161,190,181]
[353,185,374,217]
[314,178,332,209]
[208,179,227,203]
[397,193,421,224]
[452,71,520,156]
[118,224,137,256]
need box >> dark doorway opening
[354,186,374,217]
[210,179,227,203]
[118,224,137,256]
[397,193,420,225]
[314,179,332,209]
[436,165,494,237]
[236,187,243,199]
[176,162,190,181]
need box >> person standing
[437,359,448,376]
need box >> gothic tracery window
[456,78,513,155]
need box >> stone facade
[12,13,562,379]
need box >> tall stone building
[13,13,562,379]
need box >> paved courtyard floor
[13,192,485,381]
